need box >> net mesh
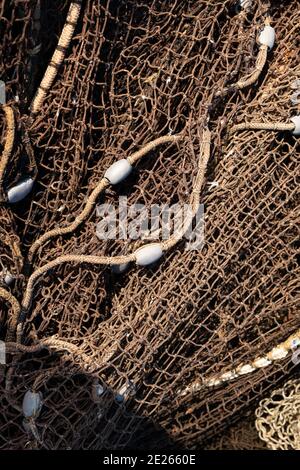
[0,0,299,449]
[255,376,300,450]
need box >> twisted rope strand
[230,120,295,133]
[28,135,183,261]
[30,1,82,115]
[179,328,300,396]
[236,44,268,90]
[235,15,271,90]
[28,178,109,261]
[0,106,15,197]
[161,129,211,251]
[0,287,21,342]
[19,129,210,330]
[6,336,113,373]
[127,134,182,165]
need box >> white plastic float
[239,0,252,9]
[291,115,300,135]
[7,177,34,204]
[259,26,275,50]
[104,159,132,185]
[253,357,272,368]
[135,243,163,266]
[22,391,43,419]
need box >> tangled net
[0,0,299,449]
[206,414,267,450]
[255,376,300,450]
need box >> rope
[28,178,110,261]
[235,15,271,90]
[0,287,21,342]
[30,1,82,115]
[178,328,300,396]
[127,134,182,165]
[161,129,211,251]
[236,44,268,90]
[230,120,295,133]
[28,135,182,261]
[17,128,211,334]
[219,17,272,95]
[6,336,113,373]
[0,106,15,199]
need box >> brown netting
[0,0,299,449]
[206,413,267,450]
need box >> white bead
[221,371,238,381]
[240,0,252,9]
[115,381,135,403]
[207,377,221,387]
[259,26,275,50]
[135,243,163,266]
[290,116,300,135]
[22,391,42,418]
[95,384,104,397]
[0,269,14,286]
[111,263,130,274]
[104,159,132,185]
[7,177,34,204]
[238,364,255,375]
[269,347,288,360]
[4,272,14,285]
[253,357,272,368]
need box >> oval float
[135,243,163,266]
[104,159,132,185]
[258,26,275,50]
[22,391,43,419]
[7,177,34,204]
[291,115,300,135]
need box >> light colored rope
[178,328,300,396]
[127,134,182,165]
[17,129,211,336]
[29,135,182,261]
[236,44,268,90]
[235,15,271,90]
[30,1,82,114]
[28,178,110,261]
[6,336,113,373]
[0,106,15,196]
[161,129,211,251]
[230,121,295,133]
[22,253,136,312]
[219,16,272,95]
[0,287,21,342]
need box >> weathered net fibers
[255,376,300,450]
[0,0,299,449]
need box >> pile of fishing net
[255,376,300,450]
[0,0,299,449]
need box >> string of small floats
[0,0,299,406]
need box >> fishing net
[255,376,300,450]
[0,0,299,450]
[206,413,267,450]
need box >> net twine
[255,378,300,450]
[0,0,298,445]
